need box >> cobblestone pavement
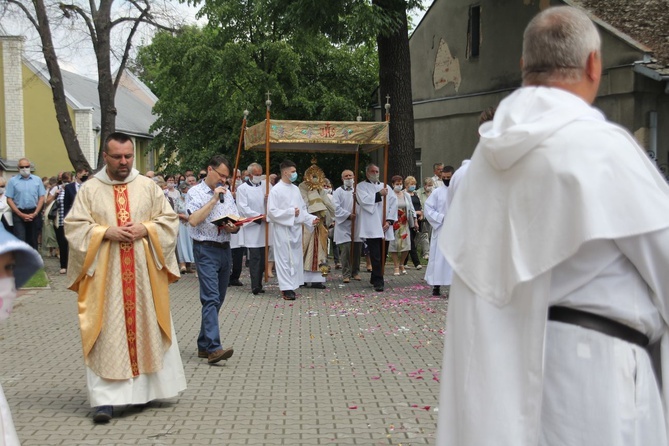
[1,256,447,445]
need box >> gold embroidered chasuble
[65,172,179,380]
[299,180,334,273]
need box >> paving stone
[0,255,445,445]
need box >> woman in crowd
[416,177,434,260]
[403,176,423,270]
[174,181,195,275]
[388,175,417,276]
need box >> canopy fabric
[244,120,389,153]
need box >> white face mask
[425,186,433,193]
[0,277,18,322]
[343,179,354,188]
[393,185,403,192]
[368,174,379,183]
[0,187,5,195]
[251,175,264,185]
[19,168,31,178]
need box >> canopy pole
[381,96,390,273]
[232,110,249,192]
[264,92,272,283]
[350,112,362,268]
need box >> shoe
[393,268,400,276]
[374,285,384,292]
[268,272,275,278]
[335,263,342,270]
[343,278,350,283]
[59,268,67,274]
[208,347,234,364]
[93,405,113,423]
[252,288,266,295]
[353,275,361,281]
[404,265,410,269]
[197,350,208,358]
[366,268,372,272]
[416,265,423,270]
[310,283,326,289]
[282,290,296,300]
[179,266,187,274]
[432,286,441,296]
[423,254,429,260]
[229,279,244,286]
[400,267,407,275]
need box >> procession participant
[6,158,45,250]
[332,169,361,284]
[436,6,669,445]
[388,175,416,276]
[423,179,452,296]
[355,164,394,292]
[187,155,239,364]
[0,225,43,445]
[403,176,423,270]
[236,163,270,295]
[267,160,319,300]
[416,177,434,259]
[299,164,334,289]
[430,163,444,188]
[65,132,186,423]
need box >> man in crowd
[440,165,454,187]
[236,162,270,295]
[267,160,319,300]
[187,155,239,364]
[5,158,45,249]
[355,164,394,292]
[436,6,669,444]
[229,169,245,287]
[59,167,90,275]
[65,132,186,423]
[430,163,443,188]
[332,169,361,284]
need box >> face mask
[312,176,319,182]
[235,179,243,187]
[325,188,333,195]
[199,173,207,180]
[368,174,379,183]
[19,168,31,178]
[408,186,416,192]
[0,277,18,322]
[289,172,298,183]
[80,174,89,182]
[167,182,175,189]
[343,179,354,188]
[443,178,451,187]
[425,186,433,193]
[251,176,263,185]
[244,176,250,182]
[393,185,403,192]
[0,187,5,195]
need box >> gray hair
[365,163,378,174]
[247,162,263,173]
[522,6,600,85]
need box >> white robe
[355,181,397,241]
[236,181,270,249]
[267,181,316,291]
[332,186,354,244]
[446,159,469,208]
[437,86,669,445]
[423,186,452,286]
[0,386,18,446]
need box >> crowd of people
[4,6,669,444]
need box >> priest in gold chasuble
[299,164,334,288]
[65,132,186,422]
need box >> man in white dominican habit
[65,132,186,423]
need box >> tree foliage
[136,4,380,182]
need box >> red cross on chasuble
[114,185,140,377]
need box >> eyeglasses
[211,168,228,181]
[18,165,30,168]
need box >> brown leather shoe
[353,275,361,281]
[343,278,350,283]
[208,347,234,364]
[197,350,207,358]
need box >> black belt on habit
[548,306,650,348]
[193,240,230,249]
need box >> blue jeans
[193,242,231,352]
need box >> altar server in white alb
[236,163,270,295]
[267,160,319,300]
[355,164,396,292]
[423,183,452,297]
[437,6,669,446]
[332,169,361,284]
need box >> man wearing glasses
[5,157,46,249]
[186,155,239,364]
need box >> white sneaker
[416,265,423,270]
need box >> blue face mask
[408,185,416,192]
[289,172,298,183]
[244,176,249,182]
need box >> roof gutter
[633,62,669,94]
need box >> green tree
[136,9,379,181]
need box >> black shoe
[93,405,113,423]
[282,290,296,300]
[432,286,441,296]
[252,288,266,295]
[229,279,244,286]
[310,283,326,289]
[374,285,384,292]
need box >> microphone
[219,192,225,203]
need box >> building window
[414,148,423,182]
[467,5,481,59]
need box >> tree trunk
[374,0,415,180]
[94,0,117,169]
[33,0,92,171]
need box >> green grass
[23,268,49,288]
